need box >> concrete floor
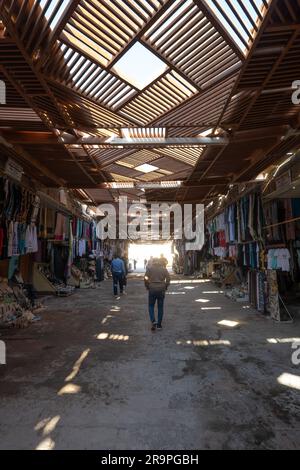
[0,275,299,450]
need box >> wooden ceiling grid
[164,0,300,204]
[0,10,105,186]
[2,0,300,205]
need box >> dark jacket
[144,264,170,292]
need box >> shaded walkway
[0,276,299,449]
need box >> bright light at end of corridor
[128,242,173,270]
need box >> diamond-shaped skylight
[112,42,169,90]
[135,163,159,173]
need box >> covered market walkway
[0,276,299,450]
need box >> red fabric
[72,217,77,237]
[219,230,226,247]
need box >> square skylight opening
[135,163,159,173]
[112,42,168,90]
[122,127,166,139]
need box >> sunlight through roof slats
[202,0,270,54]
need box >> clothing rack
[0,169,37,196]
[228,240,262,245]
[263,216,300,230]
[0,172,92,223]
[206,186,261,221]
[265,243,287,249]
[37,191,92,223]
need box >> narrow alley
[0,276,299,450]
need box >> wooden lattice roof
[1,0,300,204]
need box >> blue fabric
[113,272,124,295]
[8,256,19,280]
[148,290,165,326]
[292,198,300,218]
[111,258,125,275]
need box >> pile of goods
[0,279,40,328]
[37,265,75,296]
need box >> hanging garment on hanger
[25,224,38,253]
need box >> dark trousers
[148,290,165,325]
[112,273,124,295]
[24,284,36,307]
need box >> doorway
[128,242,173,272]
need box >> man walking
[144,258,170,331]
[160,253,168,268]
[111,253,126,297]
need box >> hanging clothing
[25,224,38,254]
[12,221,19,256]
[78,239,86,257]
[7,221,14,257]
[267,249,291,272]
[54,213,68,240]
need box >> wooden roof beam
[48,1,82,47]
[194,0,245,62]
[8,142,66,187]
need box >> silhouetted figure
[160,253,168,268]
[111,253,126,297]
[144,258,170,331]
